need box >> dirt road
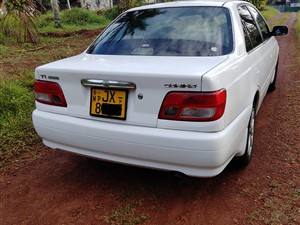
[1,13,299,225]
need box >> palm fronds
[2,0,39,44]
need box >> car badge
[103,80,109,88]
[164,83,197,88]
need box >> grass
[246,184,300,225]
[0,70,39,167]
[1,8,103,167]
[37,8,111,33]
[0,10,99,167]
[0,7,113,44]
[296,11,300,41]
[260,6,280,21]
[103,201,150,225]
[246,26,300,224]
[267,12,292,29]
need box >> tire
[268,60,279,92]
[235,105,256,167]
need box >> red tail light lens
[159,89,226,121]
[34,80,67,107]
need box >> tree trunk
[1,0,7,13]
[51,0,61,28]
[66,0,71,10]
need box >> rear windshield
[87,7,233,56]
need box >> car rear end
[32,1,248,177]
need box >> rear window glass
[87,7,233,56]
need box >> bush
[37,11,55,28]
[37,8,110,32]
[249,0,268,9]
[0,71,39,167]
[60,7,109,26]
[102,6,120,21]
[260,6,280,21]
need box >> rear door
[247,5,278,94]
[238,4,278,104]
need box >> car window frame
[237,4,264,53]
[246,5,271,42]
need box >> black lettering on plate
[118,97,123,103]
[102,90,109,102]
[109,91,115,103]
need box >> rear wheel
[235,105,256,167]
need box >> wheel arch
[253,91,259,113]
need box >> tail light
[34,80,67,107]
[159,89,226,121]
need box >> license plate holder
[90,88,128,120]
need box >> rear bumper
[32,105,251,177]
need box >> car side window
[238,5,263,51]
[241,23,253,52]
[247,6,270,41]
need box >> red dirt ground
[0,13,299,225]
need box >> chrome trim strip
[81,79,136,89]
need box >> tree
[247,0,269,9]
[1,0,39,44]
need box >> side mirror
[271,26,288,36]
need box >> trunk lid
[35,53,228,127]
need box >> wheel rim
[247,108,255,157]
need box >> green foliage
[0,28,6,45]
[260,6,280,20]
[5,0,27,12]
[1,0,39,44]
[37,11,54,28]
[37,8,110,32]
[60,7,109,26]
[104,201,150,225]
[102,6,120,21]
[0,71,39,167]
[0,44,10,55]
[247,0,268,9]
[115,0,147,14]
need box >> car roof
[127,0,246,11]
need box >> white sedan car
[32,0,288,177]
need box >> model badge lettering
[40,75,47,79]
[39,75,60,80]
[164,83,197,88]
